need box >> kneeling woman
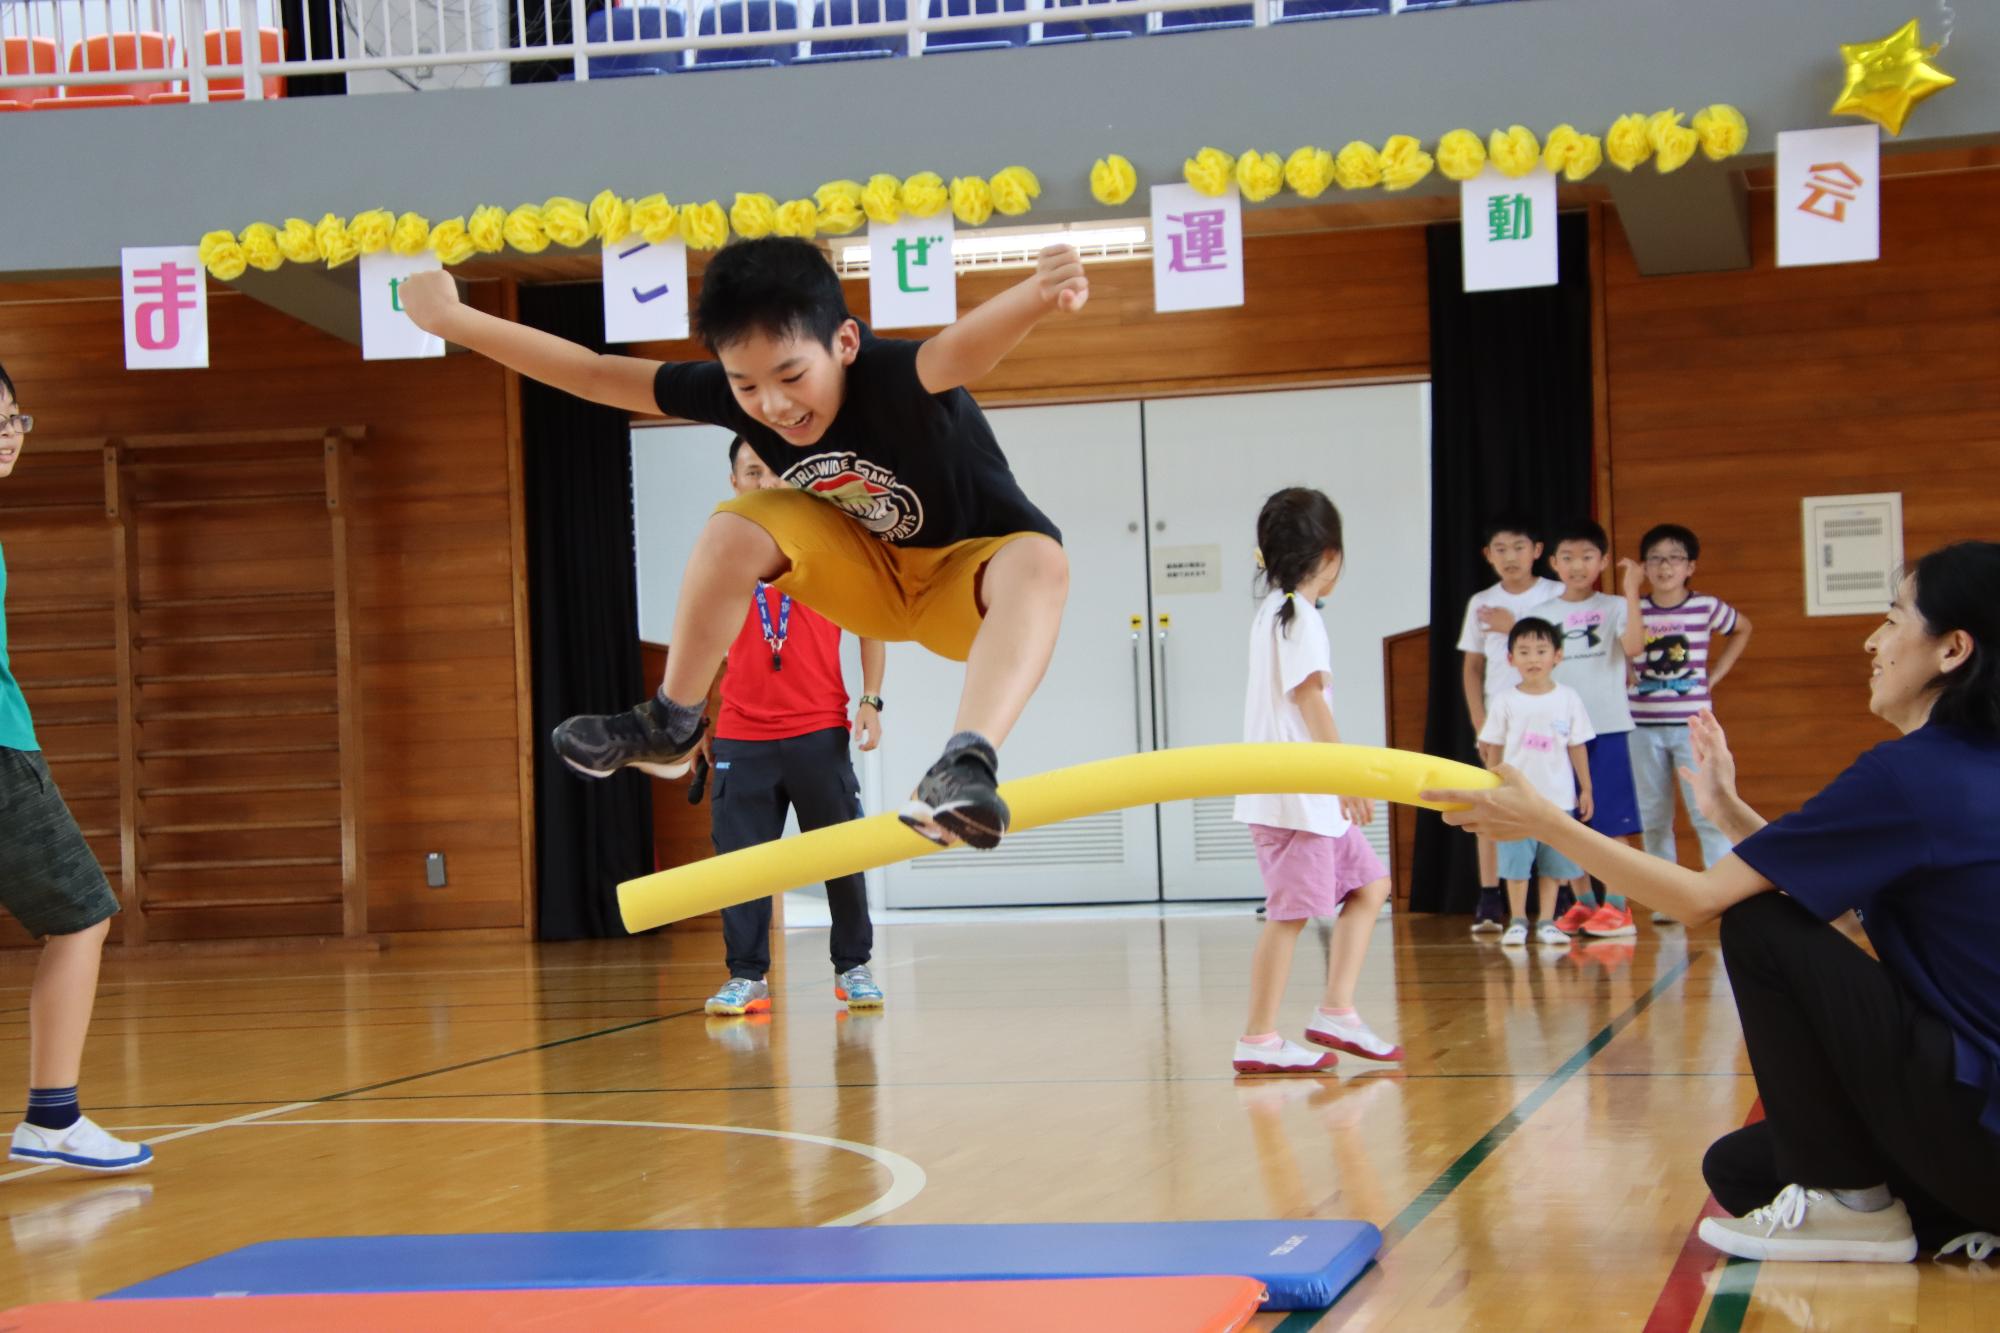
[1430,541,2000,1262]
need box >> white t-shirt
[1234,590,1350,838]
[1526,591,1634,733]
[1479,683,1597,810]
[1458,578,1565,698]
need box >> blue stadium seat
[1031,0,1146,46]
[923,0,1028,53]
[553,5,684,79]
[795,0,905,64]
[1275,0,1385,23]
[690,0,800,68]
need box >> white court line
[39,1115,924,1227]
[0,1100,316,1185]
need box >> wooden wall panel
[1602,169,2000,822]
[0,286,530,941]
[1384,627,1429,908]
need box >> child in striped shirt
[1629,524,1754,922]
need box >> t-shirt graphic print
[785,452,925,542]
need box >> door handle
[1129,615,1145,753]
[1154,614,1172,750]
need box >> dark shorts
[0,748,120,937]
[1583,730,1643,839]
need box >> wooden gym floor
[0,911,1992,1330]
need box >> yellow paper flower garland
[1691,104,1748,161]
[1333,141,1382,191]
[1283,147,1335,200]
[775,199,819,239]
[238,222,283,272]
[1435,129,1486,182]
[390,212,432,257]
[949,175,994,227]
[1183,147,1236,197]
[901,172,949,218]
[1487,125,1541,179]
[1089,154,1136,206]
[991,165,1041,217]
[1235,150,1285,203]
[194,107,1747,281]
[814,180,866,235]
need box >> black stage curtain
[1409,213,1595,914]
[519,284,655,938]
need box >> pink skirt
[1249,824,1388,921]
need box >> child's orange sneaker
[1581,904,1637,938]
[1554,902,1597,935]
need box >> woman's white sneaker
[9,1116,153,1173]
[1697,1185,1918,1262]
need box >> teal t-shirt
[0,540,42,752]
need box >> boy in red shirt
[703,438,886,1016]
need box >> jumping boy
[402,238,1087,849]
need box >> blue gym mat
[113,1220,1382,1312]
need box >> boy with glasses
[1629,524,1754,923]
[0,364,152,1172]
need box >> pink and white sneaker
[1232,1037,1338,1075]
[1305,1012,1405,1062]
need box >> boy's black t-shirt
[651,325,1059,550]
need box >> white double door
[876,385,1430,908]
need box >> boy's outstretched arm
[401,271,664,416]
[915,245,1088,394]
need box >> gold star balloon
[1832,19,1957,136]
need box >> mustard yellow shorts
[715,488,1047,662]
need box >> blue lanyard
[754,582,791,671]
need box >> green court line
[1696,1258,1760,1333]
[1270,950,1699,1333]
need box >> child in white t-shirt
[1231,488,1402,1076]
[1458,514,1564,935]
[1478,618,1595,949]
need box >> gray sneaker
[836,965,885,1009]
[552,696,704,780]
[705,977,770,1016]
[1698,1185,1918,1263]
[899,736,1008,850]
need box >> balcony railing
[0,0,1518,105]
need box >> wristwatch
[858,694,884,712]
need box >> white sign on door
[1151,183,1244,313]
[1460,166,1558,292]
[1153,544,1223,595]
[1802,492,1902,617]
[359,250,446,361]
[1777,125,1880,268]
[603,236,690,344]
[868,217,956,331]
[120,246,209,370]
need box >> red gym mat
[2,1275,1268,1332]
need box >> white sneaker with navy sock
[10,1116,153,1172]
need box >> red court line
[1640,1099,1765,1333]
